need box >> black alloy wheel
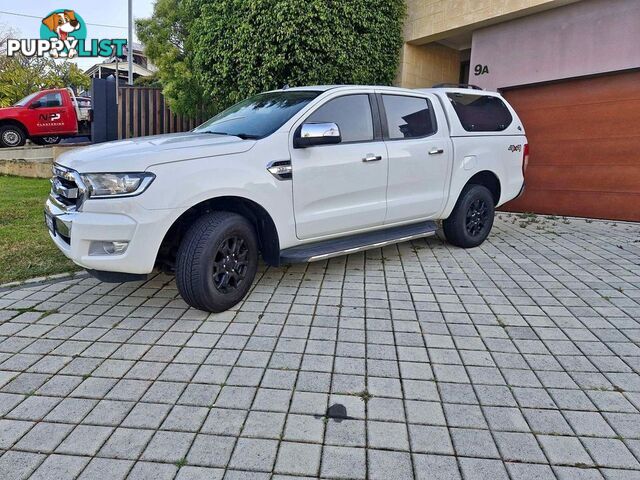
[212,236,250,293]
[176,211,259,312]
[442,184,495,248]
[465,198,490,237]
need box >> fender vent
[267,160,292,181]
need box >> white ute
[45,85,528,312]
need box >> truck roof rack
[432,83,483,90]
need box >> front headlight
[80,172,155,198]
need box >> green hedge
[138,0,406,116]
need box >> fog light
[89,241,129,256]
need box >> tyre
[443,184,495,248]
[31,136,61,146]
[0,125,26,148]
[176,212,259,312]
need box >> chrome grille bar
[51,177,79,199]
[50,164,87,211]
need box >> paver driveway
[0,213,639,480]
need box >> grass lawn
[0,175,79,284]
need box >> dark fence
[117,87,205,140]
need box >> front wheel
[0,125,26,148]
[176,212,259,312]
[443,184,495,248]
[31,136,61,146]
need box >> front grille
[50,165,85,210]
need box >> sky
[0,0,155,70]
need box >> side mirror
[294,122,341,148]
[29,101,41,109]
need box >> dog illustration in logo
[42,10,80,58]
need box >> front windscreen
[194,91,321,139]
[14,92,39,107]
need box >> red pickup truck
[0,88,91,148]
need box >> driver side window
[306,95,374,143]
[38,93,63,108]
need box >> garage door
[501,70,640,222]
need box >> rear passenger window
[382,95,436,139]
[307,95,374,143]
[446,93,512,132]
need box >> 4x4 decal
[508,144,522,153]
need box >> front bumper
[45,197,181,275]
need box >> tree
[0,56,91,107]
[134,73,162,88]
[46,62,91,94]
[137,0,202,115]
[137,0,405,116]
[0,56,47,107]
[0,24,90,107]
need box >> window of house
[382,95,436,139]
[446,93,512,132]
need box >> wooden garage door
[501,70,640,222]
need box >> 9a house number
[474,64,489,76]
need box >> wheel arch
[0,119,29,137]
[464,170,501,206]
[156,196,281,271]
[443,170,502,220]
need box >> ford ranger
[45,85,527,312]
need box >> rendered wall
[396,43,460,89]
[469,0,640,90]
[404,0,575,43]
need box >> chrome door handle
[429,148,444,155]
[362,154,382,162]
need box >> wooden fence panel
[154,89,161,136]
[117,88,122,140]
[133,89,139,138]
[124,89,131,139]
[140,89,147,137]
[116,86,201,140]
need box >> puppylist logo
[5,9,126,59]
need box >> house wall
[404,0,576,43]
[396,43,460,89]
[469,0,640,90]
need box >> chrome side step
[280,221,437,264]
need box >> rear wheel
[176,212,259,312]
[0,125,26,148]
[31,136,61,146]
[443,184,495,248]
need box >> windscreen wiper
[204,131,260,140]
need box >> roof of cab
[271,84,503,97]
[275,85,337,92]
[415,87,503,97]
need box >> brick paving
[0,213,639,480]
